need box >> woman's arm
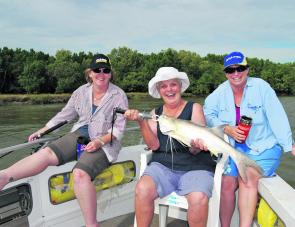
[190,103,208,152]
[124,109,160,150]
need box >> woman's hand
[84,139,103,152]
[190,138,208,155]
[124,109,143,122]
[28,132,40,142]
[28,126,49,142]
[291,144,295,156]
[224,125,246,143]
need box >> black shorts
[47,131,110,180]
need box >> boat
[1,128,295,227]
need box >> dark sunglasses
[92,68,111,74]
[224,65,248,74]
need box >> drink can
[76,136,90,160]
[237,115,252,143]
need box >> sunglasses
[224,65,248,74]
[92,68,111,74]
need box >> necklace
[163,100,186,118]
[93,92,105,102]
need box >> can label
[237,115,252,143]
[76,136,90,160]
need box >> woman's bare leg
[135,176,158,227]
[238,168,261,227]
[186,192,209,227]
[73,168,99,227]
[220,176,239,227]
[0,147,59,190]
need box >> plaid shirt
[46,82,128,162]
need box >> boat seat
[134,135,229,227]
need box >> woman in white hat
[125,67,216,227]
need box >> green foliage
[0,46,295,95]
[261,63,295,94]
[18,60,46,93]
[178,50,202,80]
[191,61,225,95]
[47,50,85,93]
[48,61,82,93]
[121,71,148,92]
[109,47,145,86]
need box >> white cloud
[0,0,294,62]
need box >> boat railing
[1,127,295,226]
[255,175,295,226]
[0,137,59,157]
[0,126,143,158]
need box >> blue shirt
[204,77,293,154]
[79,105,98,137]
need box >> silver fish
[157,115,263,182]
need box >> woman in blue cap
[203,51,295,227]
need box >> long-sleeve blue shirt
[204,77,293,154]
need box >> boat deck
[100,213,188,227]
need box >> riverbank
[0,93,194,105]
[0,94,71,105]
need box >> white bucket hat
[148,67,190,98]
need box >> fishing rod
[37,120,68,138]
[109,107,155,145]
[114,107,155,120]
[0,120,68,158]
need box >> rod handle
[38,120,68,138]
[114,107,126,114]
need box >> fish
[157,115,263,182]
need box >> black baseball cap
[90,54,111,70]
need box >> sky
[0,0,295,63]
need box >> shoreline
[0,93,195,105]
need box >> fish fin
[235,153,263,183]
[208,148,224,158]
[236,160,248,183]
[208,125,227,140]
[169,132,191,147]
[216,153,223,161]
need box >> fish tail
[235,155,263,183]
[236,160,248,182]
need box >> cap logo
[96,58,108,63]
[225,55,242,62]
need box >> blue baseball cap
[224,51,248,69]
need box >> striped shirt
[46,82,128,162]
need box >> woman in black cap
[0,54,128,227]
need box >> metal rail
[0,137,59,157]
[0,127,142,158]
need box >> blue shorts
[223,143,282,177]
[143,162,214,198]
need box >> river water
[0,96,294,187]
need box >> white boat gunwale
[1,132,295,226]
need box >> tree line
[0,46,295,95]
